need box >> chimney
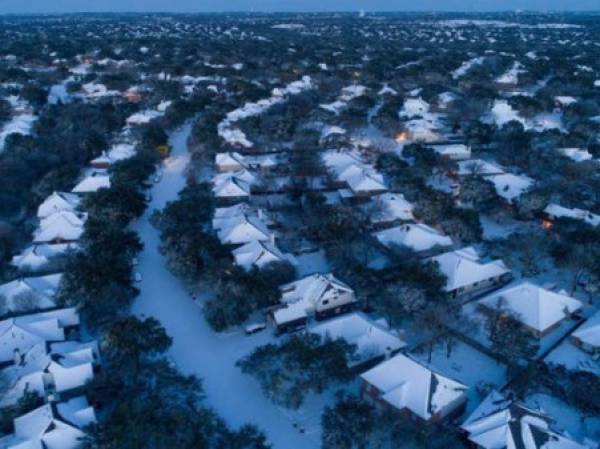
[13,348,22,366]
[257,208,263,220]
[269,233,276,245]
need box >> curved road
[131,122,320,449]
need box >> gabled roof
[212,177,251,198]
[457,159,505,177]
[488,173,534,203]
[2,397,96,449]
[478,282,582,333]
[431,247,510,292]
[71,171,110,194]
[544,204,600,227]
[34,211,86,243]
[215,151,247,169]
[216,215,271,245]
[37,192,81,219]
[361,353,467,420]
[232,240,286,270]
[374,223,453,252]
[280,273,354,307]
[310,313,405,365]
[461,391,586,449]
[11,243,79,272]
[572,310,600,349]
[0,273,63,313]
[365,193,414,223]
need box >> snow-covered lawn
[544,338,600,376]
[131,122,322,449]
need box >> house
[90,143,136,168]
[11,243,78,272]
[212,176,251,201]
[34,210,87,244]
[487,173,534,204]
[362,193,415,227]
[215,151,248,172]
[544,204,600,228]
[360,353,468,422]
[309,313,406,368]
[477,282,583,337]
[0,339,98,407]
[0,273,63,316]
[71,170,111,194]
[212,203,271,229]
[430,247,512,300]
[270,273,359,333]
[0,308,79,364]
[571,310,600,356]
[344,171,388,197]
[37,192,81,219]
[374,223,453,255]
[0,397,96,449]
[558,147,592,162]
[216,214,272,245]
[461,390,586,449]
[232,240,291,271]
[427,143,472,161]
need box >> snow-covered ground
[131,122,321,449]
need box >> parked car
[245,322,267,335]
[134,272,143,283]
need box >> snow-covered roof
[71,171,111,194]
[11,243,79,272]
[364,192,415,223]
[361,353,467,420]
[212,176,251,198]
[0,397,96,449]
[309,313,405,365]
[34,211,86,243]
[427,143,472,160]
[215,151,247,170]
[461,391,586,449]
[572,310,600,349]
[216,214,272,245]
[0,308,79,364]
[37,192,81,219]
[477,282,583,334]
[232,240,287,271]
[374,223,453,253]
[558,147,592,163]
[488,173,534,203]
[544,204,600,227]
[431,247,510,292]
[91,143,136,166]
[400,97,430,117]
[0,273,62,314]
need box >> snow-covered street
[131,122,320,449]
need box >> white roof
[212,177,250,198]
[11,243,79,272]
[428,143,471,159]
[310,313,405,365]
[37,192,81,219]
[361,353,467,420]
[461,391,586,449]
[488,173,534,203]
[364,192,414,223]
[559,147,592,162]
[216,215,271,245]
[431,247,510,292]
[346,172,387,194]
[34,211,86,243]
[0,273,63,313]
[400,97,430,117]
[544,204,600,227]
[374,223,453,252]
[213,202,252,220]
[71,171,110,193]
[2,397,96,449]
[232,240,286,270]
[478,282,583,333]
[215,151,247,169]
[0,308,79,364]
[457,159,505,176]
[572,310,600,349]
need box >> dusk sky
[0,0,597,13]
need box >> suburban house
[0,273,63,315]
[37,192,81,219]
[456,159,504,177]
[71,170,111,194]
[309,313,406,368]
[461,391,586,449]
[90,143,136,168]
[34,210,87,244]
[362,192,415,227]
[232,239,291,271]
[215,151,248,172]
[0,308,80,364]
[558,147,592,162]
[0,339,98,407]
[374,223,453,255]
[487,173,534,204]
[0,397,96,449]
[427,143,472,160]
[430,247,512,300]
[212,176,251,201]
[216,214,273,246]
[544,203,600,228]
[477,282,583,337]
[570,310,600,356]
[270,273,359,333]
[11,243,78,272]
[360,353,468,422]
